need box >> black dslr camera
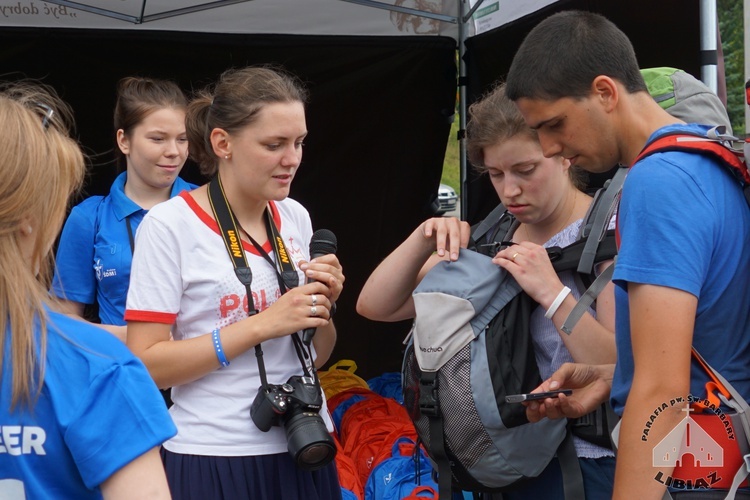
[250,375,336,470]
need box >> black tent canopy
[0,0,712,377]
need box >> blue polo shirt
[0,309,177,498]
[52,172,196,325]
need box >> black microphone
[302,229,338,346]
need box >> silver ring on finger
[311,294,317,306]
[310,306,318,317]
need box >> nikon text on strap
[207,174,313,387]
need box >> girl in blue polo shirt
[52,76,196,342]
[0,81,175,499]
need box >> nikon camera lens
[284,410,336,470]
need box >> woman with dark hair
[52,76,195,342]
[358,83,617,499]
[125,66,344,499]
[0,80,175,499]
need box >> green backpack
[641,66,733,134]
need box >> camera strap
[207,174,312,387]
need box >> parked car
[436,183,458,215]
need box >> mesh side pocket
[403,343,493,475]
[440,344,493,469]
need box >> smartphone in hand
[505,389,573,403]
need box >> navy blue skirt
[161,448,342,500]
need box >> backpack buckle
[547,246,563,263]
[418,373,440,417]
[478,241,514,257]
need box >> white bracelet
[544,286,572,319]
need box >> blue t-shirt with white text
[0,310,176,498]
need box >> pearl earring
[224,154,231,160]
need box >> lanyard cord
[125,216,135,254]
[235,213,300,297]
[207,174,312,384]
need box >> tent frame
[41,0,717,220]
[43,0,483,218]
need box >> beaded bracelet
[544,286,572,320]
[212,328,230,367]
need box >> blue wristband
[212,328,230,367]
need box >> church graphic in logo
[647,400,745,491]
[653,408,723,468]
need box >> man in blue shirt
[503,10,750,499]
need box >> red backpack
[402,486,438,499]
[334,434,364,500]
[339,394,418,487]
[327,386,380,439]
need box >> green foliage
[719,0,745,134]
[442,115,461,194]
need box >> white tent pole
[457,0,488,220]
[700,0,719,93]
[458,0,484,220]
[458,0,469,220]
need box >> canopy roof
[0,0,562,38]
[0,0,711,377]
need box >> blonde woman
[0,81,175,499]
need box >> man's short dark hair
[506,10,647,101]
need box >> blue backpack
[364,437,437,500]
[367,372,404,404]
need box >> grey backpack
[401,175,624,498]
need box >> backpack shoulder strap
[417,370,454,499]
[556,168,626,335]
[634,131,750,208]
[547,167,626,335]
[560,261,615,336]
[544,164,625,277]
[691,348,750,499]
[558,424,585,500]
[471,203,508,241]
[469,203,516,254]
[576,166,628,275]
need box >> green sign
[475,2,499,19]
